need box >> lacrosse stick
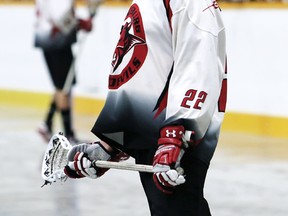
[63,0,104,94]
[41,132,154,187]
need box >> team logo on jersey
[109,4,147,90]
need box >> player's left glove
[152,125,186,194]
[64,142,111,179]
[64,142,129,179]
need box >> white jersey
[92,0,227,164]
[34,0,77,50]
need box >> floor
[0,104,288,216]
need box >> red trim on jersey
[218,79,227,112]
[154,90,168,119]
[163,0,173,31]
[217,56,228,112]
[153,64,174,119]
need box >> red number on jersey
[194,91,208,109]
[181,89,208,110]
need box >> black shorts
[43,46,75,90]
[132,147,212,216]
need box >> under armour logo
[203,0,220,12]
[165,129,177,138]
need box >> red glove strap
[158,138,182,147]
[73,152,89,177]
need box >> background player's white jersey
[92,0,227,164]
[34,0,77,50]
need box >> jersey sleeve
[164,0,226,140]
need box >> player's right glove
[64,142,130,179]
[50,25,60,38]
[152,125,186,194]
[77,18,93,32]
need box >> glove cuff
[88,142,112,161]
[96,141,123,158]
[97,142,113,156]
[160,125,184,139]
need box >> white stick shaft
[63,34,88,94]
[94,160,154,173]
[63,2,102,94]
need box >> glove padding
[77,18,93,32]
[64,142,112,179]
[153,125,186,194]
[153,168,185,194]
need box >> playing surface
[1,104,288,216]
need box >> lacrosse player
[64,0,227,215]
[34,0,96,143]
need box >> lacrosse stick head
[87,0,103,17]
[41,132,72,186]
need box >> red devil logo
[109,4,148,89]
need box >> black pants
[133,148,212,216]
[43,46,74,89]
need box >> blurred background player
[63,0,227,215]
[34,0,95,143]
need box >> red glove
[51,25,60,38]
[153,125,186,194]
[78,18,93,32]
